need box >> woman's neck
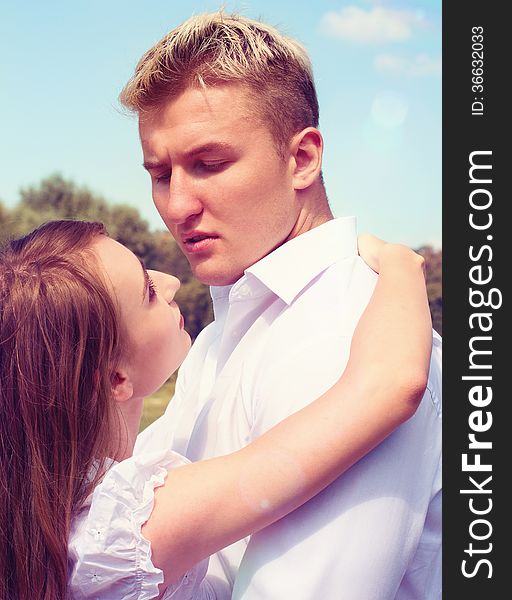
[113,396,145,461]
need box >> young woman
[0,220,432,600]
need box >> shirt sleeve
[68,450,210,600]
[232,333,442,600]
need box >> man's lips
[181,232,219,253]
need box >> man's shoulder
[246,257,378,387]
[280,255,377,328]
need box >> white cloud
[375,53,441,76]
[321,6,426,44]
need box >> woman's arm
[143,240,432,590]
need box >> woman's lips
[179,314,185,329]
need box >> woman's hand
[358,233,385,273]
[358,233,426,279]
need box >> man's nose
[163,172,203,225]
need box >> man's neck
[211,190,334,289]
[284,212,332,244]
[285,189,334,243]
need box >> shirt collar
[211,217,357,307]
[246,217,357,305]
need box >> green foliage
[104,205,153,258]
[418,246,443,336]
[140,375,177,432]
[0,201,9,236]
[176,279,214,340]
[20,174,110,220]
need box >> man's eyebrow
[142,160,167,171]
[143,143,233,170]
[139,259,150,302]
[186,142,233,157]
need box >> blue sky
[0,0,441,248]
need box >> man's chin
[191,262,243,287]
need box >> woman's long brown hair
[0,220,122,600]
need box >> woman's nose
[148,270,180,303]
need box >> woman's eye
[148,276,157,301]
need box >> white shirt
[68,450,215,599]
[135,217,442,600]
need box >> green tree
[3,174,111,241]
[176,278,214,340]
[0,201,11,245]
[418,245,442,336]
[19,173,110,221]
[104,204,154,259]
[6,203,59,240]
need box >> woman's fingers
[357,233,386,273]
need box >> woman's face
[91,236,191,398]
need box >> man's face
[139,84,301,286]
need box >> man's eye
[197,161,227,172]
[155,172,171,183]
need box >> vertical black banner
[443,1,507,597]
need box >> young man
[128,13,442,599]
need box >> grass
[139,373,177,432]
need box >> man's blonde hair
[119,12,319,155]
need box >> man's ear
[290,127,323,191]
[111,369,134,403]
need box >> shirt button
[238,284,250,297]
